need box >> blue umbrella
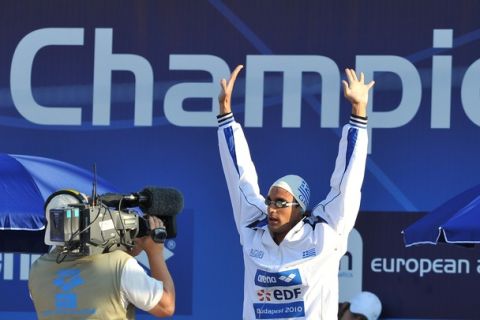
[0,153,117,231]
[403,184,480,246]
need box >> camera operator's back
[29,249,135,320]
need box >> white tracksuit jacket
[217,112,368,320]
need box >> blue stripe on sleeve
[224,126,240,174]
[345,127,358,172]
[246,216,268,229]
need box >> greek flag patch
[302,248,316,259]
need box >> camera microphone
[100,187,183,214]
[139,187,183,239]
[138,187,184,217]
[99,187,184,238]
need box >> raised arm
[217,65,266,241]
[218,65,243,115]
[313,69,374,237]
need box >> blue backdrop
[0,1,479,319]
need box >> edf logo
[272,288,302,301]
[257,288,302,301]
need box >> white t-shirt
[120,258,164,311]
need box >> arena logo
[43,268,95,317]
[9,28,480,153]
[249,248,264,259]
[254,269,302,287]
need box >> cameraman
[28,214,175,319]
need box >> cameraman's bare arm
[135,217,175,317]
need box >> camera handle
[151,226,167,243]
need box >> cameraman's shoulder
[108,249,134,260]
[103,250,138,269]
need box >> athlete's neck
[271,231,288,245]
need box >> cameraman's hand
[131,216,164,257]
[134,216,176,317]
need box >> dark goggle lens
[265,199,287,208]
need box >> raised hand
[342,68,375,117]
[218,65,244,115]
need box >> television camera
[45,186,183,259]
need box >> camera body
[48,203,144,256]
[45,187,182,257]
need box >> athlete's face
[266,186,303,243]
